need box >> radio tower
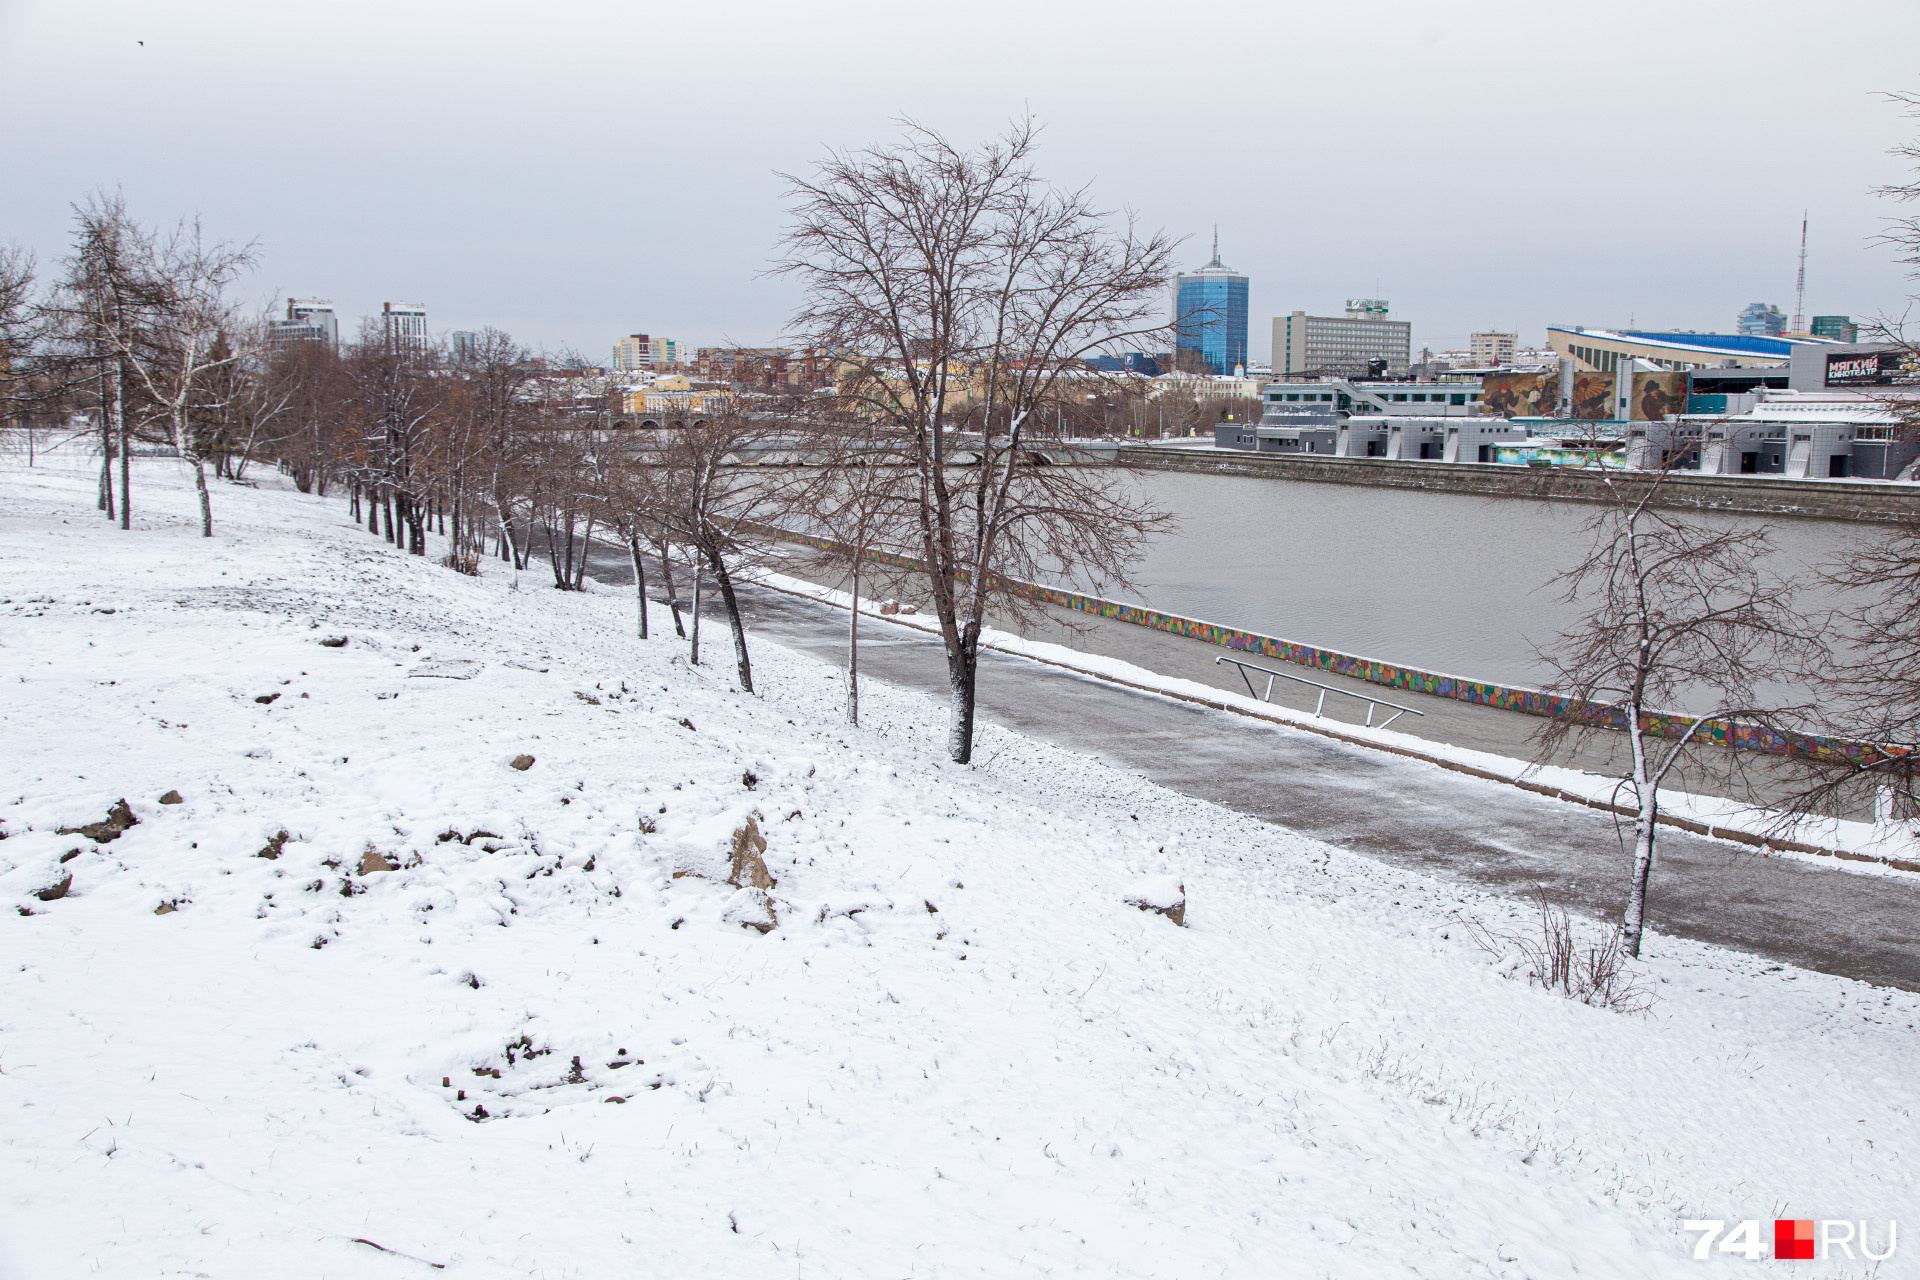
[1792,212,1808,334]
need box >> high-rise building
[269,298,338,349]
[1736,302,1786,338]
[1469,331,1518,366]
[1173,232,1249,376]
[1272,301,1412,378]
[382,302,428,353]
[1811,315,1858,343]
[612,333,679,371]
[449,330,479,362]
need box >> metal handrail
[1214,655,1427,729]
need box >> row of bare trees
[20,118,1920,972]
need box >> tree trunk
[704,541,754,694]
[628,535,649,639]
[846,557,861,725]
[574,513,595,590]
[659,543,687,637]
[946,629,979,764]
[1622,795,1657,959]
[98,381,115,520]
[189,451,214,537]
[689,561,703,665]
[118,401,129,530]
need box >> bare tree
[1535,470,1823,957]
[0,244,41,460]
[648,403,789,693]
[77,197,255,537]
[792,412,913,725]
[776,117,1178,762]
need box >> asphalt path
[576,545,1920,990]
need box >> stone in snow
[1123,874,1186,926]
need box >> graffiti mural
[1477,372,1556,419]
[745,523,1891,765]
[1631,370,1688,421]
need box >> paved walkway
[582,548,1920,989]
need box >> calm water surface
[1122,471,1866,688]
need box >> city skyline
[3,0,1917,361]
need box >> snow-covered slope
[1,452,1914,1278]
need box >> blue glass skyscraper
[1174,230,1249,375]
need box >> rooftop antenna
[1210,225,1220,267]
[1792,211,1808,333]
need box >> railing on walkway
[1215,655,1426,729]
[740,520,1897,766]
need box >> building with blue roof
[1545,325,1826,372]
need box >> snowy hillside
[2,451,1916,1278]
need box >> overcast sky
[4,0,1918,363]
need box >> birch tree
[84,199,255,537]
[1536,471,1822,957]
[777,117,1178,762]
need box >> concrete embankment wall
[1117,444,1920,524]
[750,522,1881,765]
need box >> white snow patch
[0,448,1915,1279]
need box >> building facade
[382,302,428,354]
[1811,315,1859,343]
[1273,301,1412,377]
[1469,331,1517,366]
[1737,302,1787,337]
[1173,236,1249,376]
[612,334,680,372]
[449,330,478,362]
[269,299,338,349]
[1547,326,1807,372]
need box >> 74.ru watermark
[1684,1219,1896,1261]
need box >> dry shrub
[442,550,481,576]
[1469,889,1651,1013]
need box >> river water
[1119,471,1867,689]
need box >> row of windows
[1266,391,1481,404]
[1569,342,1712,374]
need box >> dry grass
[1469,889,1652,1014]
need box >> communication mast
[1792,212,1808,334]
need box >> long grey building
[1273,300,1412,377]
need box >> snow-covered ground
[2,450,1916,1278]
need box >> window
[1411,393,1427,402]
[1450,393,1466,405]
[1391,394,1407,402]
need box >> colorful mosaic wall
[747,523,1886,766]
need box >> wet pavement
[580,545,1920,990]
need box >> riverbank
[6,449,1920,1277]
[1121,442,1920,523]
